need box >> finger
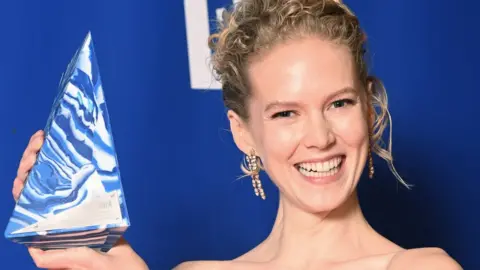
[29,247,105,269]
[16,153,37,183]
[12,177,25,201]
[20,131,44,167]
[23,131,45,158]
[17,134,44,181]
[28,130,44,144]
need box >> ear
[227,110,255,156]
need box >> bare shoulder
[173,261,228,270]
[174,260,264,270]
[388,247,463,270]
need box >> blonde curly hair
[208,0,410,188]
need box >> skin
[174,37,462,269]
[12,130,148,270]
[12,33,462,270]
[13,37,462,270]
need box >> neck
[255,191,376,265]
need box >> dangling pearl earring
[245,149,266,200]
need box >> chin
[288,155,359,213]
[299,192,351,214]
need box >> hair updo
[208,0,410,188]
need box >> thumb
[28,247,106,269]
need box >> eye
[330,99,356,109]
[271,110,295,119]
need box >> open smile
[294,155,345,184]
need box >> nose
[302,115,335,150]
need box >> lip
[295,155,346,185]
[294,154,346,165]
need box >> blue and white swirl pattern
[4,32,129,252]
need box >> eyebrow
[263,87,358,113]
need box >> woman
[12,0,462,269]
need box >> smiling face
[229,37,370,213]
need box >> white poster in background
[184,0,240,90]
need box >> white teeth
[298,166,340,178]
[297,156,342,177]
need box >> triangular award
[4,32,130,252]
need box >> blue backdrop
[0,0,478,269]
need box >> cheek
[329,109,368,147]
[256,122,303,165]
